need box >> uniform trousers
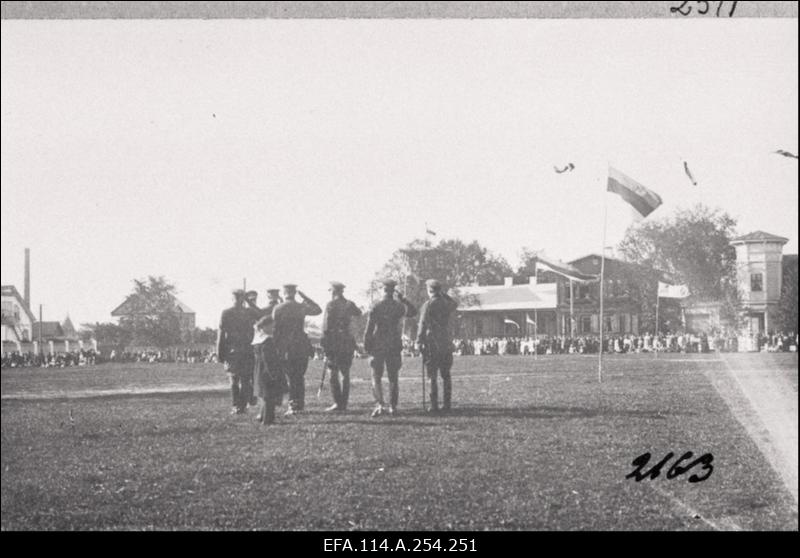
[423,351,453,410]
[370,351,402,408]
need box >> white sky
[2,19,797,328]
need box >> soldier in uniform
[416,279,458,414]
[244,290,263,407]
[272,284,322,416]
[217,289,256,414]
[363,278,417,417]
[253,289,287,425]
[321,281,362,412]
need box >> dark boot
[429,378,439,413]
[443,375,452,412]
[341,368,350,410]
[329,366,342,409]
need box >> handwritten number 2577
[671,1,738,16]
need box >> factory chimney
[24,248,30,308]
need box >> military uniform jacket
[417,293,458,355]
[252,302,279,345]
[217,305,256,362]
[272,298,322,359]
[321,297,362,355]
[364,297,417,355]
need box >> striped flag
[774,149,798,159]
[526,313,536,326]
[607,167,663,218]
[504,318,520,329]
[536,254,598,283]
[658,281,690,298]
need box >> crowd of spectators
[452,331,798,356]
[2,349,99,368]
[1,347,218,368]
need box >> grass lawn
[1,353,797,530]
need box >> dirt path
[710,353,798,508]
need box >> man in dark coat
[253,289,288,425]
[272,284,322,416]
[321,281,362,412]
[217,289,256,414]
[363,278,417,417]
[416,279,458,414]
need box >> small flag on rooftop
[504,317,520,329]
[554,163,575,174]
[607,167,663,219]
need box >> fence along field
[1,353,797,530]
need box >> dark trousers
[255,340,286,424]
[370,351,402,408]
[326,351,354,409]
[424,351,453,410]
[281,356,309,411]
[227,350,255,411]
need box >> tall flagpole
[598,174,609,383]
[569,279,575,338]
[654,287,660,360]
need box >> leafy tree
[79,322,133,347]
[618,204,741,325]
[117,276,184,349]
[774,255,798,333]
[367,238,512,335]
[181,327,219,345]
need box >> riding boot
[429,378,439,412]
[329,367,342,408]
[443,376,452,412]
[341,368,350,410]
[372,374,385,407]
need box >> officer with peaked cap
[321,281,362,412]
[363,278,417,417]
[272,284,322,416]
[217,289,256,414]
[416,279,458,414]
[253,288,287,425]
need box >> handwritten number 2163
[626,451,714,483]
[671,1,738,16]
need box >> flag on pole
[774,149,798,159]
[683,161,698,186]
[426,228,437,236]
[504,318,520,329]
[607,167,663,218]
[657,281,690,298]
[526,313,536,326]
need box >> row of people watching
[453,331,798,356]
[1,349,99,368]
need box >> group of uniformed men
[216,278,458,425]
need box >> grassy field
[1,353,797,531]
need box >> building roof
[0,284,36,324]
[32,321,65,340]
[111,294,195,317]
[730,231,789,244]
[457,283,558,312]
[62,316,77,337]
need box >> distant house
[111,294,196,331]
[1,285,35,349]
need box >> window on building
[750,273,763,292]
[580,316,592,333]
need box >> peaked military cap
[232,288,246,297]
[266,288,281,296]
[329,281,345,291]
[426,279,442,289]
[246,290,258,298]
[283,283,298,290]
[381,278,398,288]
